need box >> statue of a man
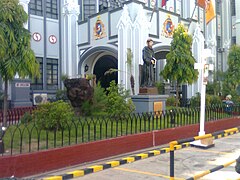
[141,38,156,87]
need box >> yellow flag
[206,0,215,24]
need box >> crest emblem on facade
[93,16,106,40]
[162,15,175,38]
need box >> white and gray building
[5,0,240,106]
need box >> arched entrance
[78,45,118,89]
[153,45,170,82]
[93,55,118,89]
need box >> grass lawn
[2,108,234,155]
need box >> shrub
[81,83,108,116]
[190,93,200,107]
[190,93,222,107]
[56,89,68,101]
[155,82,165,94]
[209,95,222,106]
[166,96,179,107]
[32,100,74,131]
[20,112,33,124]
[106,81,135,115]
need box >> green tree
[160,24,198,106]
[222,45,240,99]
[0,0,40,126]
[206,70,224,96]
[126,48,135,95]
[106,81,135,115]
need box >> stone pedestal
[11,79,32,107]
[139,87,158,95]
[131,95,169,113]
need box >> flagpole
[188,0,197,29]
[150,1,157,22]
[190,0,198,20]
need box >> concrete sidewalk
[33,133,240,180]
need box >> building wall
[10,0,238,104]
[234,0,240,45]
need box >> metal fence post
[170,141,177,180]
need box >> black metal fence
[1,105,239,156]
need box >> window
[231,0,236,16]
[29,0,43,16]
[232,37,236,45]
[47,58,58,90]
[46,0,58,19]
[83,0,96,20]
[217,36,221,47]
[216,1,221,15]
[31,57,43,90]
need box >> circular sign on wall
[32,32,41,42]
[49,35,57,44]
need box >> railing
[0,107,36,125]
[1,105,239,156]
[169,127,240,180]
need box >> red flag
[197,0,216,24]
[197,0,205,8]
[162,0,169,7]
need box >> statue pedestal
[139,87,158,95]
[131,94,169,113]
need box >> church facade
[6,0,240,106]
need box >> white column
[19,0,30,29]
[133,4,150,94]
[221,0,231,71]
[117,5,132,91]
[62,0,80,78]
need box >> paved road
[36,133,240,180]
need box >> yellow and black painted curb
[185,159,236,180]
[169,126,240,180]
[43,126,240,180]
[43,143,191,180]
[170,127,240,147]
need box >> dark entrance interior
[93,55,118,89]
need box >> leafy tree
[126,48,135,95]
[160,24,198,106]
[0,0,40,126]
[206,70,224,96]
[222,45,240,100]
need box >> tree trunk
[130,75,135,95]
[3,79,8,127]
[176,82,179,107]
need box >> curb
[185,159,236,180]
[43,127,240,180]
[43,143,191,180]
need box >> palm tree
[0,0,40,126]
